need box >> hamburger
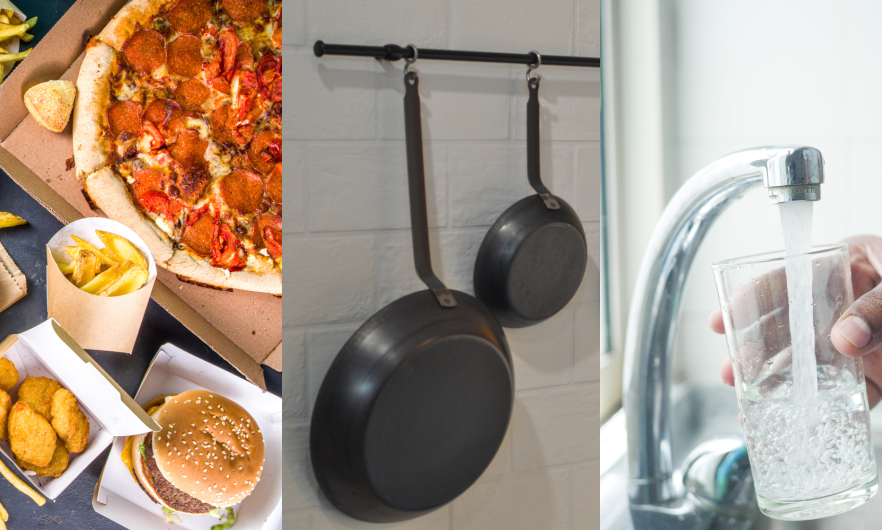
[121,390,265,516]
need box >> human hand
[710,235,882,407]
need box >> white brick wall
[284,0,600,527]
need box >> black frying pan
[310,63,514,524]
[473,65,588,329]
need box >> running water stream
[778,201,816,404]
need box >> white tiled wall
[283,0,601,528]
[661,0,879,384]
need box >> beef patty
[140,434,218,514]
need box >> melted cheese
[154,216,175,238]
[121,435,136,479]
[205,141,232,179]
[186,117,210,139]
[120,404,162,480]
[115,81,139,101]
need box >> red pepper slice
[264,226,282,259]
[211,221,246,271]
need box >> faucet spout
[623,146,824,526]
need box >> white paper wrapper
[0,320,157,499]
[93,344,283,530]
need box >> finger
[720,357,735,386]
[831,281,882,357]
[727,266,789,331]
[708,309,725,334]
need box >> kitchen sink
[600,384,882,530]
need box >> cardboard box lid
[0,319,159,499]
[0,320,159,436]
[94,343,282,530]
[0,0,281,389]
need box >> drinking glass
[712,244,878,520]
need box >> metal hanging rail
[313,41,600,68]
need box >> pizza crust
[84,167,175,265]
[98,0,173,51]
[166,250,282,295]
[72,42,116,180]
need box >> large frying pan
[310,59,514,524]
[474,56,588,328]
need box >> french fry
[70,235,117,266]
[0,457,45,506]
[0,9,13,18]
[80,261,132,295]
[108,266,148,296]
[0,49,30,63]
[19,32,32,43]
[0,498,7,521]
[0,15,8,24]
[72,249,99,287]
[96,261,138,296]
[0,24,27,41]
[97,230,147,270]
[0,213,25,228]
[56,260,75,276]
[10,15,22,25]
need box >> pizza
[72,0,282,295]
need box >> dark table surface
[0,3,282,529]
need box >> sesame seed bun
[151,390,265,507]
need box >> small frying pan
[310,53,514,524]
[473,54,588,328]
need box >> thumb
[831,283,882,357]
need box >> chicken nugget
[17,376,61,421]
[50,389,89,453]
[0,358,18,391]
[17,438,68,477]
[0,389,11,441]
[8,402,56,468]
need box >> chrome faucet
[623,147,825,529]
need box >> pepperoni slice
[143,99,184,128]
[169,131,208,169]
[247,130,281,174]
[222,169,264,213]
[121,29,166,74]
[106,100,143,138]
[212,104,254,145]
[168,0,211,34]
[265,163,282,204]
[221,0,265,22]
[177,168,211,202]
[132,168,166,193]
[167,35,203,78]
[235,41,254,68]
[252,214,282,257]
[144,99,186,145]
[174,78,210,111]
[181,212,215,257]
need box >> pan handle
[403,70,457,308]
[527,77,561,211]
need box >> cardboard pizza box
[0,319,159,500]
[93,343,283,530]
[0,240,26,315]
[0,0,283,390]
